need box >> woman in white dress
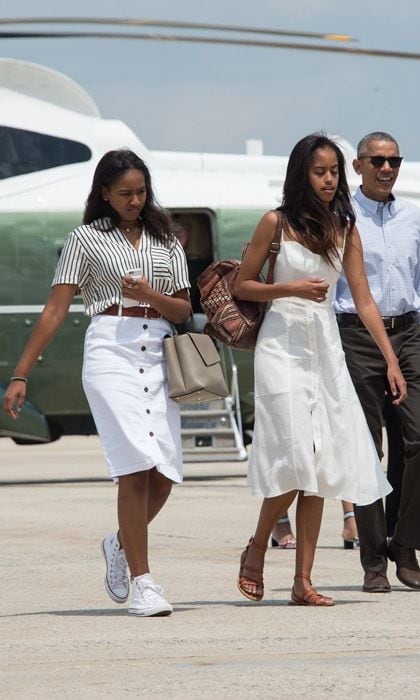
[234,134,406,606]
[3,150,191,617]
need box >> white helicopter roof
[1,58,420,213]
[0,57,100,117]
[0,58,291,212]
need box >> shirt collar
[354,186,396,215]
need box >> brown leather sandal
[237,536,266,601]
[289,574,335,606]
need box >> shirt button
[146,409,151,414]
[141,346,146,351]
[144,387,149,392]
[149,432,154,437]
[143,324,148,330]
[139,368,144,374]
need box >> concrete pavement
[1,436,419,699]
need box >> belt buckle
[144,307,149,319]
[391,316,396,330]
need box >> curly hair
[83,149,174,242]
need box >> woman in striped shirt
[4,149,191,617]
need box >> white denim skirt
[82,315,183,482]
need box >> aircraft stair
[180,345,247,462]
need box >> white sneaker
[101,533,129,603]
[128,574,173,617]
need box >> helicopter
[0,55,284,449]
[2,19,420,451]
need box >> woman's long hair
[83,149,174,241]
[281,133,355,265]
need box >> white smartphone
[122,267,143,308]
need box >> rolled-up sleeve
[170,238,190,292]
[51,232,90,289]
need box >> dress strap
[267,211,283,284]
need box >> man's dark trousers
[383,395,405,537]
[339,319,420,573]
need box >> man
[335,131,420,592]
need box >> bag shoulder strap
[266,210,283,285]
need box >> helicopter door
[170,210,214,314]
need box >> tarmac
[1,435,419,699]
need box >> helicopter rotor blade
[0,17,354,42]
[0,29,419,61]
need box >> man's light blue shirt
[334,186,420,316]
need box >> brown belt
[99,304,162,319]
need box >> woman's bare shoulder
[261,209,280,225]
[252,210,279,239]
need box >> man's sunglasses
[358,155,403,168]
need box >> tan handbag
[164,332,229,403]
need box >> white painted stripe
[0,305,84,314]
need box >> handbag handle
[266,209,283,285]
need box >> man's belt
[336,311,417,331]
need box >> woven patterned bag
[197,210,282,350]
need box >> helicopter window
[0,126,91,180]
[171,211,213,314]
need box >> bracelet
[10,376,28,383]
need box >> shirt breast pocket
[150,247,172,291]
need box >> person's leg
[238,491,298,599]
[294,494,323,588]
[117,467,173,546]
[354,499,389,573]
[291,493,334,605]
[148,469,173,522]
[271,511,296,548]
[117,469,175,616]
[117,471,150,577]
[339,327,388,578]
[383,394,404,538]
[392,324,420,551]
[341,500,358,547]
[385,324,420,589]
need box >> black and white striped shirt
[52,218,190,316]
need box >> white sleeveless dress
[248,239,392,505]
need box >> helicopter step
[181,397,247,462]
[171,325,247,462]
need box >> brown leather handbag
[197,210,282,350]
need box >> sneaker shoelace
[134,578,165,605]
[109,543,128,586]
